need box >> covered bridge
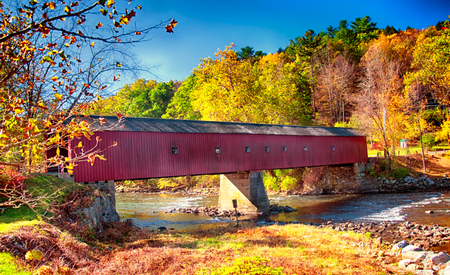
[65,116,368,183]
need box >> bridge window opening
[283,146,287,152]
[304,146,308,152]
[215,147,221,154]
[332,146,335,151]
[245,146,250,153]
[172,146,178,154]
[265,146,269,152]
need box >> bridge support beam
[218,171,270,213]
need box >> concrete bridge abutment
[218,171,270,213]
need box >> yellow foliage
[35,265,53,275]
[191,45,311,125]
[25,249,44,261]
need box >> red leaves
[96,22,103,29]
[0,167,27,192]
[165,19,177,33]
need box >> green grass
[0,174,86,273]
[0,253,32,275]
[24,174,86,204]
[0,174,85,224]
[367,145,450,157]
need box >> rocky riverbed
[314,221,450,251]
[391,240,450,275]
[164,204,297,218]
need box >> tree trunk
[418,115,427,172]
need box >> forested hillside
[90,16,450,154]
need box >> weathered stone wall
[79,195,120,231]
[376,175,450,193]
[298,164,376,194]
[77,180,120,231]
[218,172,270,213]
[295,164,450,195]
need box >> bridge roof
[86,116,364,137]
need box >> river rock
[392,240,409,252]
[414,270,436,275]
[440,266,450,275]
[405,263,419,272]
[424,252,450,267]
[402,245,425,255]
[398,259,411,269]
[403,251,428,261]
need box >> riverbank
[1,220,404,274]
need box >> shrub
[280,176,297,191]
[392,167,409,179]
[56,266,72,275]
[35,265,53,275]
[0,166,27,192]
[366,167,376,177]
[422,133,437,149]
[25,249,44,261]
[263,173,279,191]
[380,159,390,171]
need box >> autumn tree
[0,0,176,207]
[191,44,260,122]
[185,45,312,125]
[402,24,450,162]
[255,52,312,125]
[357,43,403,159]
[405,25,450,107]
[316,54,355,125]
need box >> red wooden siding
[71,131,367,182]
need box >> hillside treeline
[90,16,450,154]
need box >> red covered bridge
[64,116,368,183]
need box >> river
[116,191,450,231]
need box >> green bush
[422,133,437,149]
[366,167,376,177]
[391,167,409,179]
[380,159,389,171]
[422,108,444,128]
[263,173,280,191]
[280,176,297,191]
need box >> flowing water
[116,191,450,231]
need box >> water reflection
[116,191,450,231]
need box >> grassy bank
[1,221,400,274]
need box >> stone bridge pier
[218,171,270,213]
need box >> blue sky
[126,0,450,83]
